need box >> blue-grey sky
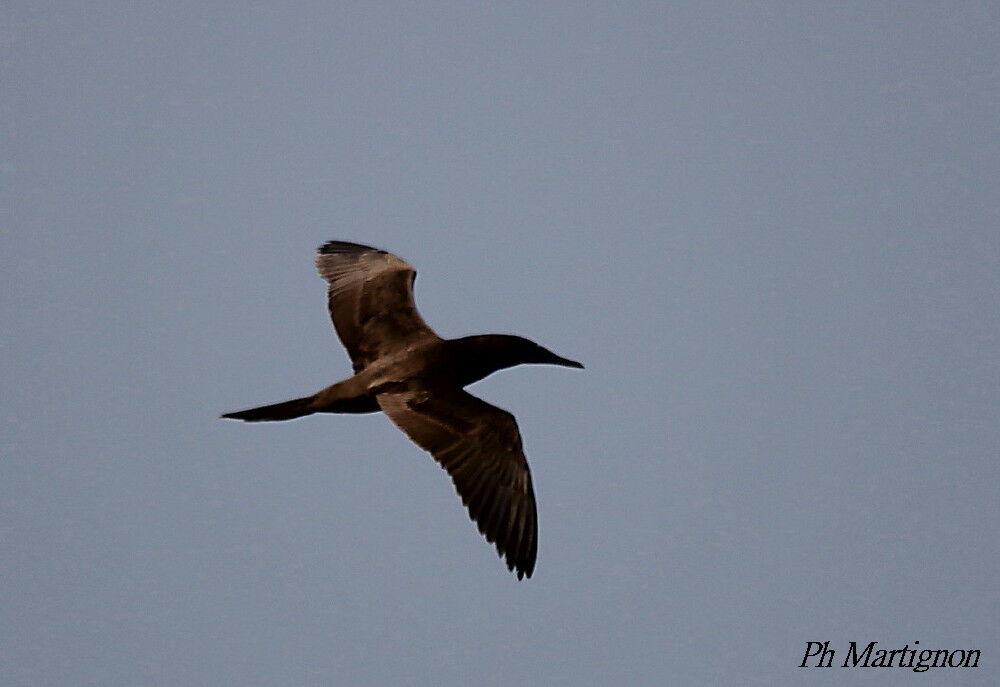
[3,2,998,685]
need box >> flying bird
[222,241,583,579]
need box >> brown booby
[222,241,583,579]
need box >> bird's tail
[221,394,317,422]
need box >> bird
[222,240,583,579]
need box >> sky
[2,2,998,685]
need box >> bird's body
[222,241,582,579]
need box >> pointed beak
[553,355,585,369]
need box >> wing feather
[376,385,538,579]
[316,241,440,372]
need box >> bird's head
[448,335,583,386]
[483,335,585,369]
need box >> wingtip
[504,549,534,580]
[317,240,379,255]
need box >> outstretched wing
[316,241,440,372]
[376,384,538,579]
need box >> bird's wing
[376,383,538,579]
[316,241,440,372]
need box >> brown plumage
[222,241,583,579]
